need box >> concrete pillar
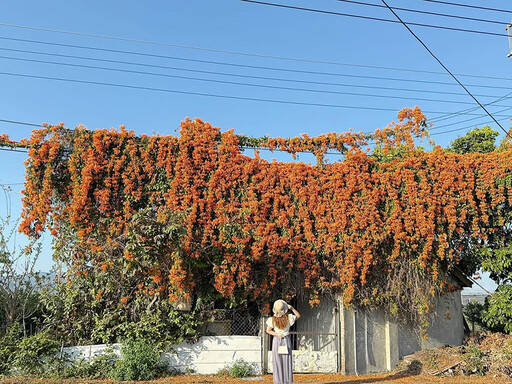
[384,316,399,371]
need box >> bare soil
[2,332,511,383]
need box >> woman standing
[266,299,301,384]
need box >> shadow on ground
[324,360,423,383]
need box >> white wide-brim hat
[273,299,289,318]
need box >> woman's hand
[278,333,285,338]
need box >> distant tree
[448,126,499,154]
[0,187,46,336]
[449,126,512,333]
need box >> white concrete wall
[62,343,121,360]
[163,336,262,374]
[63,336,262,375]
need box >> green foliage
[54,348,118,379]
[462,344,488,376]
[0,322,22,375]
[10,329,60,376]
[112,339,165,381]
[216,358,257,378]
[481,244,512,285]
[483,285,512,334]
[448,126,498,154]
[41,208,208,347]
[464,301,487,332]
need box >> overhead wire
[428,90,512,124]
[6,70,511,117]
[334,0,508,25]
[2,54,509,106]
[379,0,512,139]
[0,20,509,67]
[3,36,512,90]
[240,0,509,38]
[1,46,507,99]
[422,0,512,15]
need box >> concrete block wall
[163,336,262,374]
[63,335,262,375]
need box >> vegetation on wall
[2,108,512,341]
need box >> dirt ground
[1,373,511,384]
[2,332,511,384]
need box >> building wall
[340,289,466,374]
[422,289,465,349]
[63,336,262,375]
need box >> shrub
[54,347,118,379]
[462,344,488,376]
[112,339,165,381]
[0,322,22,375]
[217,358,257,378]
[10,329,60,376]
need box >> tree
[448,126,499,154]
[449,126,512,333]
[0,189,46,336]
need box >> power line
[6,70,510,116]
[3,36,512,91]
[422,0,512,15]
[0,147,28,154]
[380,0,512,139]
[0,118,42,128]
[430,107,512,131]
[0,19,508,70]
[2,46,506,99]
[240,0,509,38]
[0,119,349,156]
[2,54,507,107]
[335,0,508,25]
[429,90,512,124]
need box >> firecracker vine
[4,106,512,329]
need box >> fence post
[261,316,268,374]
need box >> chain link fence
[205,304,261,336]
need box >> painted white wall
[62,336,262,375]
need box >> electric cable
[422,0,512,15]
[2,46,505,99]
[335,0,508,25]
[2,54,506,106]
[380,0,512,139]
[240,0,509,38]
[0,19,508,66]
[3,70,503,115]
[3,36,512,90]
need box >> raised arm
[289,305,300,319]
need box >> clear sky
[1,0,510,293]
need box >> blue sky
[1,0,510,292]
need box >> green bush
[112,339,165,381]
[10,329,60,376]
[462,344,488,376]
[54,347,118,379]
[0,322,23,375]
[217,358,257,378]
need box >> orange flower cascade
[10,107,512,310]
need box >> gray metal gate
[263,298,340,373]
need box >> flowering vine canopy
[4,107,512,324]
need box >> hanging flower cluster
[7,107,512,322]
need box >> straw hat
[272,299,289,318]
